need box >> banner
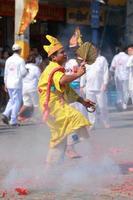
[18,0,39,35]
[108,0,126,6]
[67,8,90,25]
[37,4,65,21]
[67,7,105,26]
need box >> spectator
[0,49,10,111]
[127,44,133,104]
[110,47,129,110]
[80,50,110,129]
[18,54,41,122]
[30,48,43,66]
[1,44,27,126]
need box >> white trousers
[86,90,109,126]
[3,89,22,124]
[115,77,129,105]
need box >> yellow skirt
[40,95,91,148]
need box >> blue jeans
[3,89,22,124]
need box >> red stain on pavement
[15,187,29,195]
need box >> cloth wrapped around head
[43,35,63,57]
[76,42,97,65]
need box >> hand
[76,61,87,77]
[83,99,96,108]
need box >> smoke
[0,124,121,195]
[0,123,49,190]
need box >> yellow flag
[18,0,39,35]
[69,27,83,48]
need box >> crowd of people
[1,42,133,127]
[0,45,43,126]
[1,35,133,162]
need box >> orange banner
[108,0,126,6]
[18,0,39,35]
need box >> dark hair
[26,54,36,63]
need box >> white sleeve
[127,56,133,68]
[80,73,86,87]
[20,60,27,77]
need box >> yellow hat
[43,35,63,57]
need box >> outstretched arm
[60,61,86,86]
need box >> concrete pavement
[0,107,133,199]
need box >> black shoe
[1,114,9,125]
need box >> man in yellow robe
[38,35,95,164]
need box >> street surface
[0,107,133,200]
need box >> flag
[69,27,83,48]
[18,0,39,35]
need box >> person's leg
[96,91,110,128]
[10,89,22,125]
[66,100,87,159]
[122,80,129,109]
[3,89,14,119]
[130,91,133,104]
[115,77,123,106]
[66,134,81,159]
[30,91,41,120]
[86,91,97,127]
[18,92,33,121]
[46,138,67,164]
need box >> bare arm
[77,96,96,108]
[60,61,86,86]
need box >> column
[126,0,133,44]
[91,0,100,46]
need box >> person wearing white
[65,58,85,158]
[80,54,110,128]
[2,44,27,126]
[110,51,129,110]
[126,45,133,104]
[18,54,41,120]
[65,58,87,115]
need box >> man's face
[53,48,67,64]
[128,47,133,55]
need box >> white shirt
[65,59,80,82]
[23,63,41,93]
[110,52,129,80]
[80,55,109,91]
[4,53,27,89]
[127,55,133,91]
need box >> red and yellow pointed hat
[43,35,63,57]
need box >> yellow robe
[38,61,91,148]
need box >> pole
[91,0,100,46]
